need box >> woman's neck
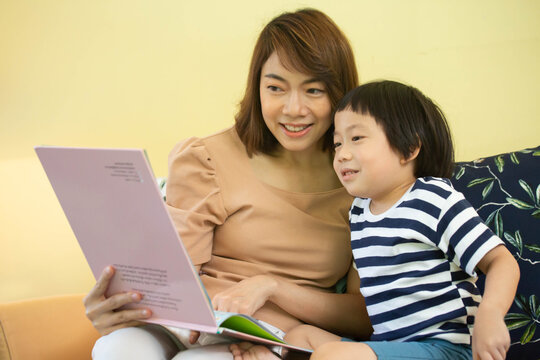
[249,147,342,193]
[271,145,331,169]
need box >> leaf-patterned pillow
[156,177,167,201]
[451,145,540,359]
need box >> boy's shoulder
[418,176,452,187]
[413,177,456,198]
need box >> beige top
[166,127,353,332]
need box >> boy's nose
[336,147,352,162]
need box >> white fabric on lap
[93,325,235,360]
[171,344,233,360]
[92,326,179,360]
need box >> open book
[35,146,310,354]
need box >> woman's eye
[307,88,324,95]
[352,136,362,141]
[333,142,341,149]
[268,85,282,92]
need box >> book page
[215,311,284,342]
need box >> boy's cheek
[332,162,340,177]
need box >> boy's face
[333,110,416,209]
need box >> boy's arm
[473,245,520,360]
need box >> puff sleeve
[165,137,227,266]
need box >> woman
[84,8,371,359]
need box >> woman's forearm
[269,277,372,339]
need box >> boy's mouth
[340,168,359,179]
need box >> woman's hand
[83,266,152,335]
[197,275,279,345]
[211,275,278,316]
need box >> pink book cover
[35,146,217,333]
[35,146,311,354]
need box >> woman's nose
[282,91,307,117]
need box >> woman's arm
[473,245,520,360]
[270,265,372,339]
[212,265,372,339]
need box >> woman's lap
[92,325,234,360]
[171,344,233,360]
[92,325,180,360]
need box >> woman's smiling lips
[280,123,313,138]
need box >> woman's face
[259,52,332,154]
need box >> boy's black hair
[335,80,455,178]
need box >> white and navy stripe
[351,177,502,344]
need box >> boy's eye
[333,142,342,149]
[352,136,362,141]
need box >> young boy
[283,81,520,360]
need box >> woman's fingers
[212,275,277,316]
[83,265,152,335]
[92,308,152,331]
[85,294,152,334]
[212,294,246,313]
[83,266,115,306]
[95,291,143,314]
[189,330,201,344]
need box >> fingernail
[131,293,141,300]
[142,309,150,317]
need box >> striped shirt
[350,177,503,344]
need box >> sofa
[0,294,99,359]
[1,146,538,359]
[451,145,540,359]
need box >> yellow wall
[1,0,539,302]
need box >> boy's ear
[401,143,421,164]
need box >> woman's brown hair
[235,8,358,156]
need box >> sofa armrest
[0,294,100,360]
